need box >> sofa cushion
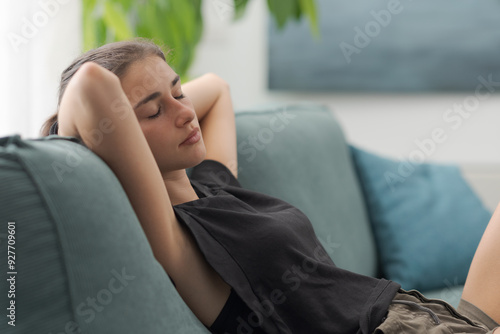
[234,102,378,277]
[0,135,208,333]
[421,285,464,309]
[349,145,491,292]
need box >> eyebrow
[133,75,180,109]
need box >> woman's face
[120,55,206,173]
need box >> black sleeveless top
[174,160,401,334]
[208,288,266,334]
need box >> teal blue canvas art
[268,0,500,92]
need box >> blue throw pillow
[349,145,491,291]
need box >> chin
[174,144,207,171]
[156,138,207,171]
[189,145,207,167]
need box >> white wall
[1,0,82,140]
[190,0,500,165]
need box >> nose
[174,101,195,128]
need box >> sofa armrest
[460,164,500,212]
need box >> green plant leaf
[192,0,203,46]
[82,0,97,50]
[102,1,134,41]
[267,0,296,29]
[298,0,320,40]
[120,0,135,11]
[82,0,318,77]
[96,18,108,48]
[174,0,195,43]
[234,0,250,21]
[136,1,186,76]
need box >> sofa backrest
[0,102,377,333]
[0,135,208,333]
[234,102,378,277]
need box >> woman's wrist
[182,73,229,123]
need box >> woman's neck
[162,169,199,206]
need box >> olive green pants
[374,289,499,333]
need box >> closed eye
[148,106,162,119]
[148,93,186,119]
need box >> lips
[180,128,201,146]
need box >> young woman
[41,38,500,334]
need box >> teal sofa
[0,102,475,333]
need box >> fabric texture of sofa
[0,101,492,333]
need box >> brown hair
[40,37,171,137]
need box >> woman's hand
[181,73,238,178]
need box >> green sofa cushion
[0,135,207,333]
[234,102,378,277]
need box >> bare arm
[181,73,238,177]
[57,62,230,326]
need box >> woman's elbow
[77,63,120,96]
[74,63,130,118]
[205,72,231,92]
[58,62,133,138]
